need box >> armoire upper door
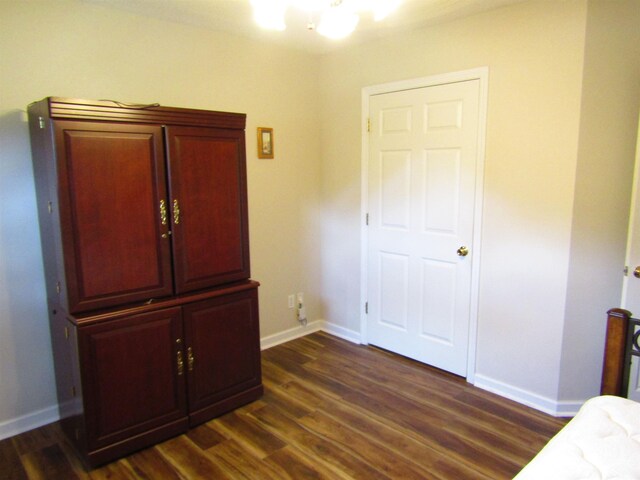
[165,126,250,294]
[54,121,173,313]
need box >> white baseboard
[260,319,361,350]
[473,374,583,417]
[553,400,584,417]
[260,320,325,350]
[320,320,362,344]
[0,404,59,441]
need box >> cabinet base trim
[189,383,263,427]
[85,417,189,468]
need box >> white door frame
[360,67,489,384]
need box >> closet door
[165,126,250,293]
[54,121,173,313]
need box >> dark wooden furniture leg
[601,308,631,396]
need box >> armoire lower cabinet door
[183,287,262,425]
[78,307,188,453]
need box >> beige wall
[0,0,322,435]
[318,0,637,410]
[560,0,640,401]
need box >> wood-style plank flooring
[0,332,567,479]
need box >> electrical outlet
[288,294,295,309]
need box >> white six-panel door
[366,79,480,377]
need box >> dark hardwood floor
[0,332,567,479]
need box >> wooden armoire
[27,97,263,467]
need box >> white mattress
[514,396,640,480]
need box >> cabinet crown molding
[36,97,246,129]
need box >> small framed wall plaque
[257,127,274,159]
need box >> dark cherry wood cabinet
[27,97,262,468]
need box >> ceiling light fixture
[250,0,402,40]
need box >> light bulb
[317,5,360,39]
[251,0,287,31]
[250,0,403,38]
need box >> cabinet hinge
[47,201,52,214]
[71,385,76,397]
[64,326,69,339]
[365,302,368,314]
[366,213,369,226]
[38,117,45,129]
[56,281,61,294]
[367,118,371,132]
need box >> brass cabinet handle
[187,347,194,372]
[176,338,184,376]
[634,266,640,279]
[173,199,180,224]
[457,246,469,257]
[177,349,184,376]
[159,199,167,226]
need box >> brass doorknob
[634,266,640,279]
[457,246,469,257]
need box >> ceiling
[84,0,523,54]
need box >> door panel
[379,252,409,330]
[380,150,412,229]
[55,121,172,313]
[367,80,480,376]
[183,288,261,419]
[424,149,460,233]
[165,126,250,293]
[420,258,456,343]
[79,308,187,450]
